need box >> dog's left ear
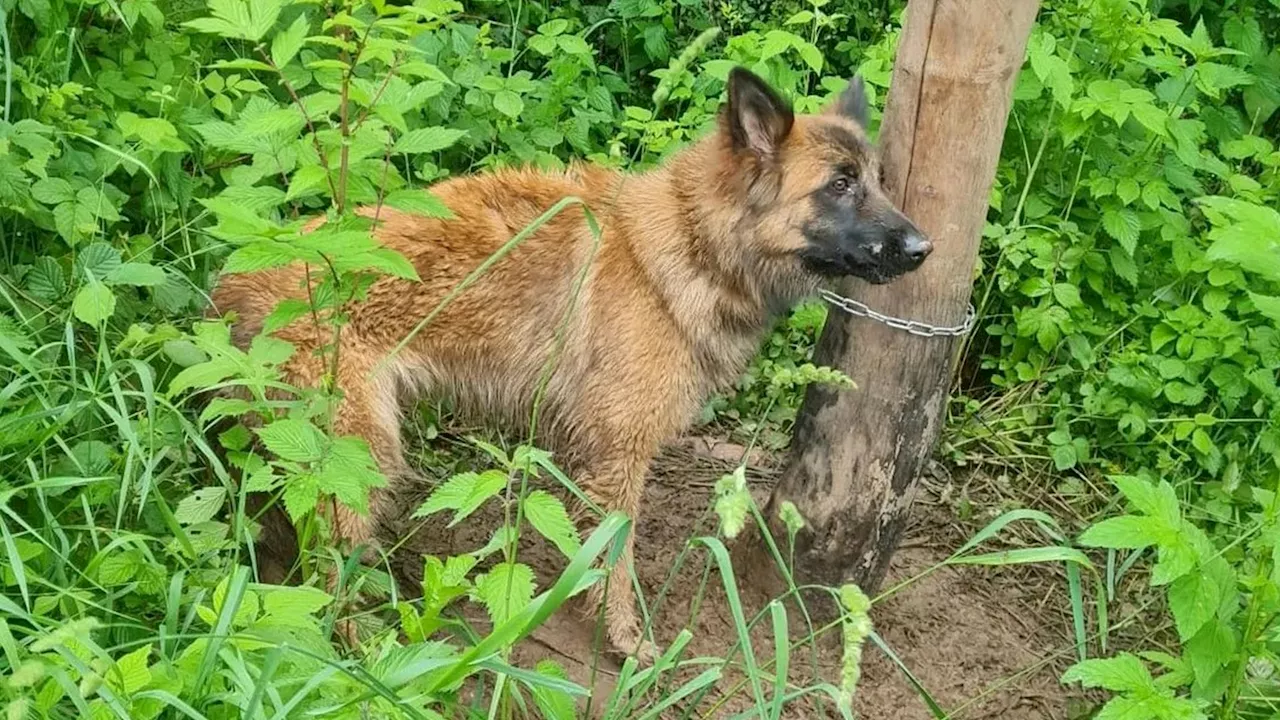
[725,67,794,157]
[826,75,869,128]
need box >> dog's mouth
[799,251,915,285]
[857,264,913,285]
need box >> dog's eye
[830,176,851,194]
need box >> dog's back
[211,161,700,447]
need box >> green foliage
[3,0,1278,714]
[1063,653,1209,720]
[942,1,1280,715]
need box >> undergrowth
[1,0,1278,717]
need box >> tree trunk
[753,0,1040,605]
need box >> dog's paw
[334,616,362,650]
[629,638,660,666]
[610,629,660,665]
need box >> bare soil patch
[379,435,1084,719]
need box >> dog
[208,66,931,661]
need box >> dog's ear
[725,67,794,157]
[825,75,869,128]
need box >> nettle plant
[176,0,476,568]
[970,3,1280,482]
[926,0,1280,716]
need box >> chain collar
[818,289,978,338]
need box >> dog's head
[713,67,931,286]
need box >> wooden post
[753,0,1041,602]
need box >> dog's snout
[902,232,932,263]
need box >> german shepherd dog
[209,67,931,661]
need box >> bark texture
[757,0,1041,600]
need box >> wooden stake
[752,0,1041,606]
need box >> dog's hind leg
[280,341,411,644]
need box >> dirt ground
[379,434,1086,719]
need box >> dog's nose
[903,232,933,263]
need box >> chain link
[818,289,977,338]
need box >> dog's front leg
[572,451,659,664]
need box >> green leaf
[412,470,507,527]
[282,472,321,521]
[523,490,581,558]
[1223,16,1264,56]
[531,661,577,720]
[369,642,458,687]
[1052,443,1078,470]
[108,643,152,695]
[31,177,75,205]
[105,262,167,287]
[222,243,301,275]
[175,487,227,525]
[394,127,466,154]
[1184,619,1236,689]
[75,242,123,281]
[1062,653,1153,693]
[1109,246,1138,286]
[1028,41,1073,107]
[556,34,591,56]
[314,436,387,515]
[796,41,823,73]
[528,34,557,55]
[242,108,306,138]
[492,90,524,118]
[98,550,141,587]
[1153,539,1199,586]
[382,189,453,219]
[26,257,66,300]
[1150,323,1177,352]
[163,339,209,368]
[362,248,422,282]
[210,58,275,72]
[1201,197,1280,282]
[1052,283,1083,308]
[1078,516,1162,549]
[262,298,312,334]
[1195,62,1254,98]
[185,0,282,41]
[537,19,568,36]
[1164,381,1207,406]
[256,418,326,463]
[1112,475,1180,527]
[1168,572,1220,641]
[1249,293,1280,324]
[1101,208,1141,254]
[168,357,239,398]
[271,13,309,68]
[475,562,535,627]
[529,127,563,148]
[1115,177,1140,205]
[286,165,330,200]
[262,585,332,619]
[73,283,117,325]
[760,29,795,60]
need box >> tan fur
[209,95,892,659]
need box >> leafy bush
[952,0,1280,716]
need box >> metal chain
[818,289,977,338]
